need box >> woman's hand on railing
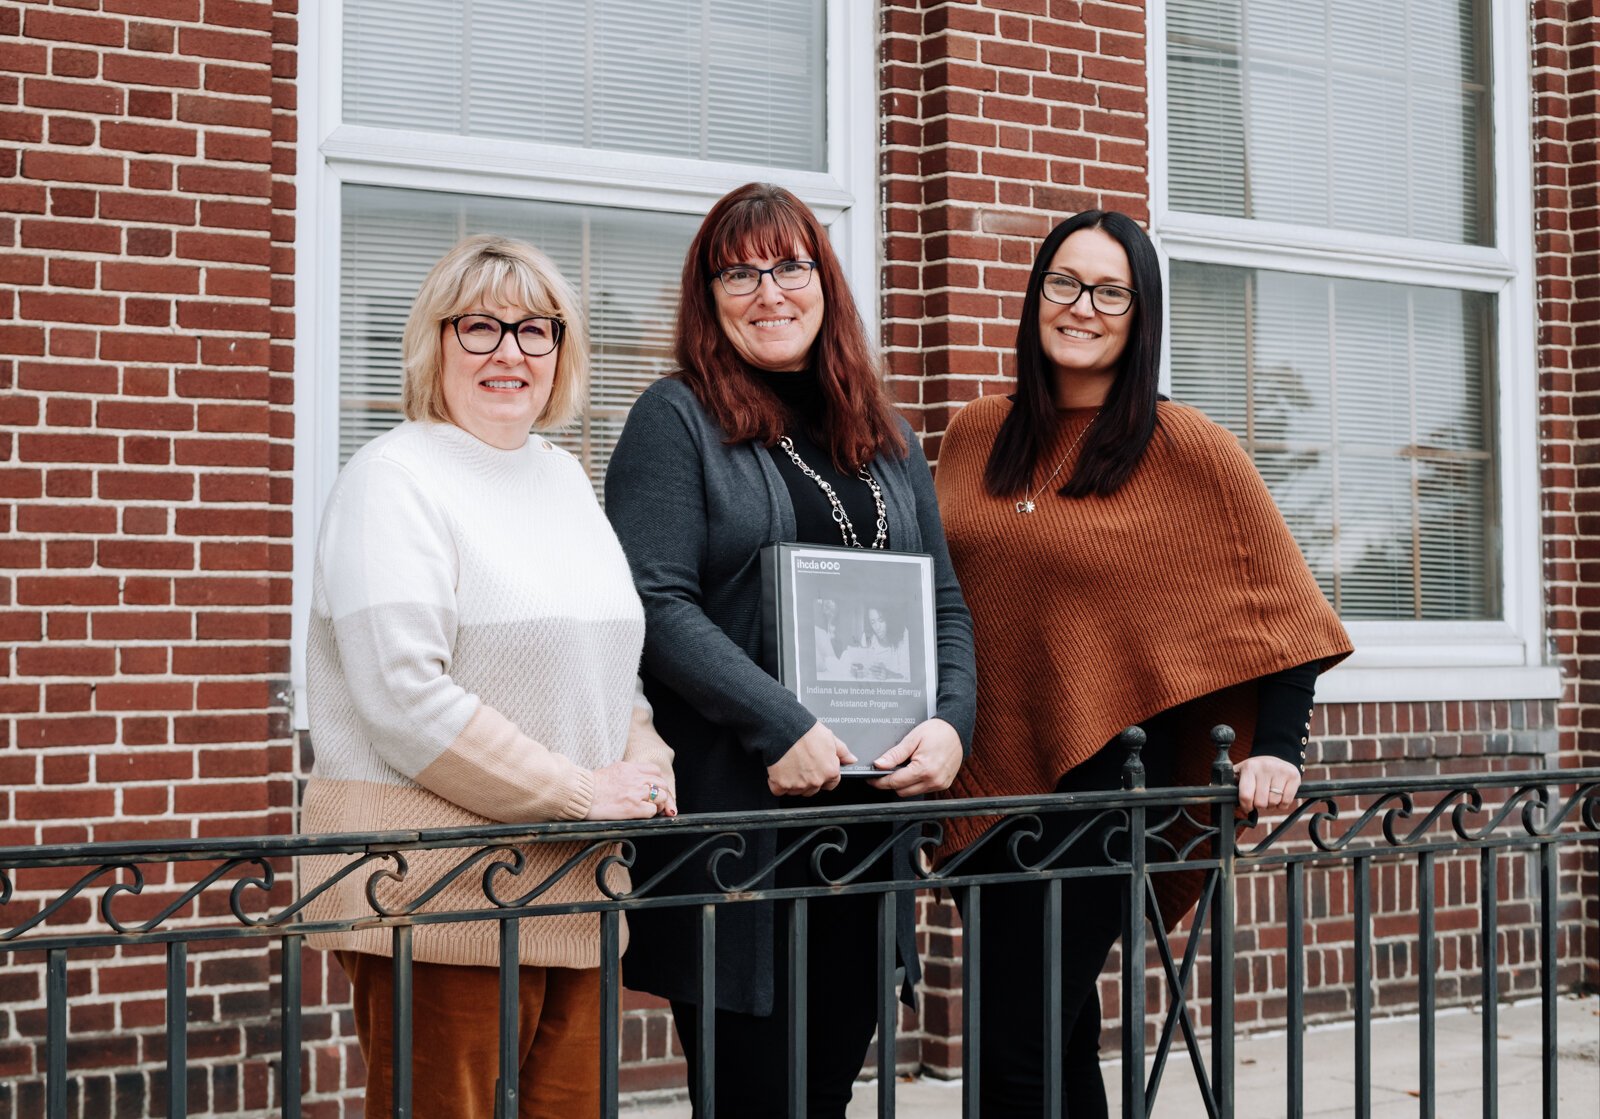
[586,760,677,820]
[867,717,963,797]
[767,720,856,796]
[1233,755,1301,814]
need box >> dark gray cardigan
[605,376,977,1015]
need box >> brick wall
[0,0,311,1113]
[1532,0,1600,987]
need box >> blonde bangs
[401,235,590,432]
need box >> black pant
[670,888,882,1118]
[957,714,1179,1119]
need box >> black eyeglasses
[449,313,565,357]
[1040,273,1137,316]
[713,260,818,297]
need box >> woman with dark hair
[605,183,976,1116]
[936,210,1351,1117]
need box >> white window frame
[290,1,880,727]
[1147,0,1559,704]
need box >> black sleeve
[1250,660,1319,768]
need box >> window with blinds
[1169,261,1499,621]
[339,184,696,485]
[1166,0,1490,244]
[343,0,827,171]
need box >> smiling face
[712,243,825,373]
[1037,227,1136,408]
[439,300,557,449]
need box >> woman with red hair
[606,183,976,1116]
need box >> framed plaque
[760,542,939,774]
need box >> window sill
[1316,664,1563,705]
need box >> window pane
[339,184,695,486]
[343,0,827,171]
[1166,0,1489,244]
[1169,261,1499,620]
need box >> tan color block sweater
[300,421,670,968]
[935,396,1352,880]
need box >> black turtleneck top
[752,366,888,549]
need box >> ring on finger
[646,783,660,803]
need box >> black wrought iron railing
[0,732,1595,1119]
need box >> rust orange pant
[337,950,602,1119]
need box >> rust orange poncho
[936,395,1353,871]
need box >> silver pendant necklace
[777,436,888,548]
[1016,414,1098,514]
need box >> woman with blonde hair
[302,233,676,1117]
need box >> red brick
[15,788,117,819]
[95,750,194,782]
[0,325,47,356]
[170,645,282,674]
[174,780,269,812]
[44,539,94,568]
[17,433,118,464]
[174,713,269,744]
[23,78,123,115]
[47,257,96,289]
[178,26,268,63]
[0,253,47,285]
[100,332,199,363]
[177,93,271,130]
[198,472,269,501]
[99,190,196,224]
[103,51,202,89]
[16,647,116,676]
[16,717,116,748]
[20,219,121,254]
[0,685,41,714]
[97,540,195,570]
[48,186,96,217]
[16,577,120,606]
[121,715,170,742]
[98,471,196,501]
[96,681,195,711]
[17,291,119,326]
[100,120,198,156]
[45,469,94,499]
[199,199,272,231]
[173,576,269,605]
[126,228,173,257]
[45,113,94,145]
[203,61,271,97]
[177,229,270,265]
[202,129,271,163]
[124,436,173,464]
[173,437,269,468]
[176,369,269,399]
[17,362,118,393]
[0,469,43,499]
[0,111,45,143]
[23,10,127,48]
[102,261,203,294]
[127,21,175,52]
[97,400,195,430]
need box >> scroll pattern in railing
[0,740,1595,1119]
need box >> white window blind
[343,0,827,171]
[1166,0,1489,244]
[1169,261,1498,622]
[339,184,695,485]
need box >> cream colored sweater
[300,421,670,968]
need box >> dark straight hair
[983,210,1164,499]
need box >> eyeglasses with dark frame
[712,260,818,297]
[1040,272,1137,316]
[448,313,566,357]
